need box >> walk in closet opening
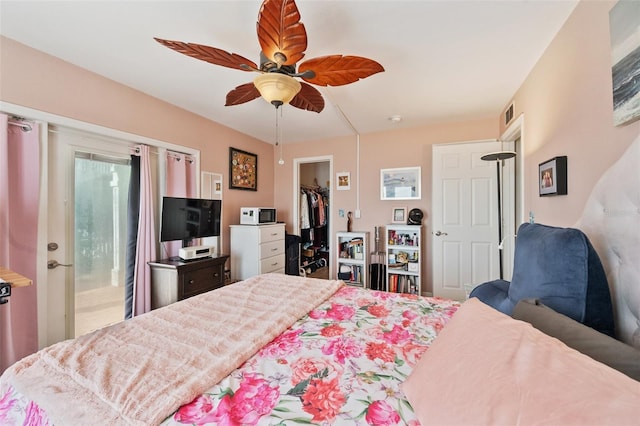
[296,158,332,280]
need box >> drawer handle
[271,248,278,252]
[272,262,279,266]
[271,233,278,236]
[213,272,219,277]
[189,279,195,284]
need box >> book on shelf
[388,274,417,294]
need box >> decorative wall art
[381,167,421,200]
[539,156,568,196]
[336,172,351,190]
[229,147,257,191]
[609,0,640,126]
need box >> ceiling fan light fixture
[254,73,301,107]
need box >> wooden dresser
[148,254,229,309]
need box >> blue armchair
[470,223,615,336]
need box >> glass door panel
[73,155,130,336]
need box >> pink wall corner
[274,117,499,293]
[503,0,640,227]
[0,35,275,257]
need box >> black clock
[407,208,423,225]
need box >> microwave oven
[240,207,277,225]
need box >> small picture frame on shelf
[539,156,567,196]
[391,207,407,223]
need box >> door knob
[47,260,73,269]
[434,230,448,236]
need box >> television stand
[148,254,229,309]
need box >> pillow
[513,299,640,381]
[401,298,640,425]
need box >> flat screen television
[160,197,221,246]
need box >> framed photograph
[539,156,567,196]
[392,207,407,223]
[380,167,421,200]
[336,172,351,191]
[229,147,257,191]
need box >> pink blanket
[0,273,343,425]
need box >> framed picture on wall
[336,172,350,190]
[380,167,421,200]
[539,156,567,196]
[610,1,640,126]
[229,147,257,191]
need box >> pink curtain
[164,151,196,257]
[132,145,156,316]
[0,114,39,372]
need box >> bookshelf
[385,225,422,295]
[336,231,369,287]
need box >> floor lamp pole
[481,150,516,281]
[495,160,504,280]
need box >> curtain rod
[8,118,33,132]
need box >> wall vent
[505,102,515,125]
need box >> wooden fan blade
[299,55,384,86]
[154,38,258,71]
[289,82,324,113]
[257,0,307,66]
[225,83,262,106]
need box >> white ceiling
[0,0,578,144]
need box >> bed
[2,136,640,425]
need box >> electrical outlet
[339,209,345,218]
[355,210,361,218]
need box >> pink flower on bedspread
[174,394,215,424]
[23,401,50,426]
[301,377,346,422]
[212,374,279,426]
[365,342,396,363]
[0,389,17,422]
[402,309,418,321]
[308,308,326,320]
[322,337,362,364]
[326,303,356,321]
[367,304,390,318]
[402,342,428,367]
[365,400,401,425]
[383,324,412,345]
[259,329,303,358]
[320,323,345,337]
[291,357,343,384]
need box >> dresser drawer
[259,226,285,243]
[260,254,285,273]
[260,240,284,259]
[181,263,224,298]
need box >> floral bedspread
[1,286,459,425]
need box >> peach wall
[274,117,499,293]
[2,0,638,295]
[503,0,639,226]
[0,36,274,257]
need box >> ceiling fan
[154,0,384,113]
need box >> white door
[46,128,131,344]
[432,140,504,300]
